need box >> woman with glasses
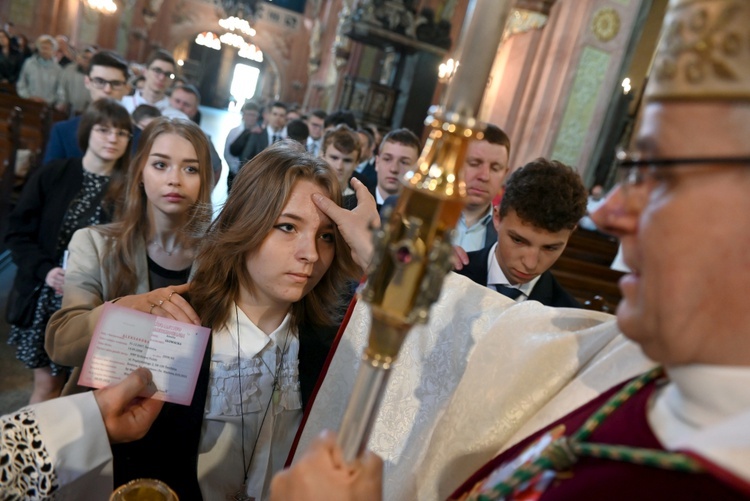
[6,98,133,403]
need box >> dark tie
[272,133,281,143]
[494,284,523,300]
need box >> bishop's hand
[270,430,383,501]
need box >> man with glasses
[45,50,141,163]
[120,49,186,120]
[272,0,750,498]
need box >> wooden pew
[0,107,22,246]
[549,228,624,312]
[0,93,67,173]
[0,81,17,95]
[0,106,21,178]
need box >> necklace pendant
[273,386,281,406]
[227,484,254,501]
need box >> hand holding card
[79,303,211,405]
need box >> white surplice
[293,272,655,500]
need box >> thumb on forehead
[312,192,345,223]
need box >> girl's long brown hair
[190,140,359,330]
[95,118,214,298]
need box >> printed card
[79,302,211,405]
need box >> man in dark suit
[455,158,587,308]
[234,100,288,167]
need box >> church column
[479,0,557,156]
[482,0,653,180]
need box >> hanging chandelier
[195,31,263,63]
[218,16,256,37]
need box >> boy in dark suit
[455,158,587,307]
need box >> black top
[147,255,191,290]
[0,48,20,82]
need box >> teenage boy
[456,158,587,307]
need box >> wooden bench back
[0,106,22,245]
[549,228,624,312]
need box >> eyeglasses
[90,77,127,90]
[93,125,132,140]
[149,66,175,79]
[615,149,750,197]
[615,149,750,169]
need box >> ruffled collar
[217,305,293,360]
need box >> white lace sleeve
[0,392,114,501]
[0,408,59,499]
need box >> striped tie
[494,284,523,300]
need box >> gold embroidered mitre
[646,0,750,101]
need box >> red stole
[450,377,750,500]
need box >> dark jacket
[237,129,271,166]
[112,322,338,500]
[351,159,377,198]
[6,159,88,319]
[455,245,581,308]
[0,49,20,83]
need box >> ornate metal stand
[337,0,516,464]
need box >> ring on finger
[158,299,165,306]
[167,291,175,302]
[149,303,157,314]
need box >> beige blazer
[46,227,152,394]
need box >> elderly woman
[15,34,61,103]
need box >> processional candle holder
[336,0,516,464]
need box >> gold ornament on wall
[592,7,620,43]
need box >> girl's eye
[152,161,166,169]
[320,232,335,243]
[185,165,199,174]
[275,223,295,233]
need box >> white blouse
[197,306,302,500]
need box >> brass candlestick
[336,0,515,464]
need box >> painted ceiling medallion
[592,8,620,43]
